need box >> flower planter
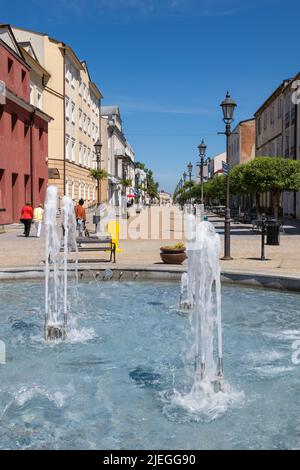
[160,247,187,265]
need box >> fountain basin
[0,280,300,450]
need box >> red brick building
[0,25,51,225]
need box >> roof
[0,24,29,67]
[254,78,293,116]
[101,106,120,116]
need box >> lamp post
[220,91,237,260]
[198,139,207,205]
[94,138,102,233]
[187,162,193,206]
[183,171,187,184]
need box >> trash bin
[266,221,280,246]
[93,215,100,225]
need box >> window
[11,113,17,133]
[79,80,82,96]
[24,121,30,139]
[71,66,76,89]
[92,186,95,201]
[79,109,82,129]
[37,90,42,110]
[79,143,83,164]
[65,135,70,160]
[83,183,86,200]
[83,84,86,101]
[83,146,87,166]
[66,177,69,196]
[94,126,98,141]
[78,180,82,199]
[65,62,71,83]
[270,105,274,125]
[30,85,34,105]
[263,112,267,130]
[0,169,5,209]
[65,97,70,120]
[8,58,13,73]
[71,102,75,124]
[21,70,26,83]
[71,179,75,199]
[87,118,91,136]
[83,114,87,133]
[71,139,76,162]
[88,149,91,167]
[258,117,261,135]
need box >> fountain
[185,214,223,390]
[44,186,77,341]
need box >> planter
[160,247,187,265]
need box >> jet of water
[44,187,77,341]
[186,214,223,390]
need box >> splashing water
[170,215,243,419]
[44,186,78,340]
[187,215,223,385]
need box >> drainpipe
[30,110,35,206]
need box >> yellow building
[13,27,105,207]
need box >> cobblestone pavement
[0,207,300,277]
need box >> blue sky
[1,0,300,191]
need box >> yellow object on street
[107,221,123,253]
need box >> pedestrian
[20,202,33,237]
[33,204,44,238]
[75,199,86,237]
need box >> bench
[76,236,116,263]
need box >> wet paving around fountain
[0,280,300,450]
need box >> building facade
[0,25,51,225]
[254,76,300,218]
[12,27,103,208]
[228,118,255,167]
[101,106,135,214]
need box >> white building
[101,106,135,215]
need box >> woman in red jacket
[20,203,33,237]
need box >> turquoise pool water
[0,280,299,450]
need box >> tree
[230,157,300,217]
[203,176,226,205]
[90,169,108,181]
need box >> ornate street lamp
[93,139,102,233]
[187,162,193,205]
[220,91,237,260]
[183,171,187,183]
[198,139,207,205]
[94,139,102,206]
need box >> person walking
[33,204,44,238]
[75,199,86,237]
[20,202,33,237]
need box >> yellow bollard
[107,220,123,253]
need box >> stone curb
[0,264,300,292]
